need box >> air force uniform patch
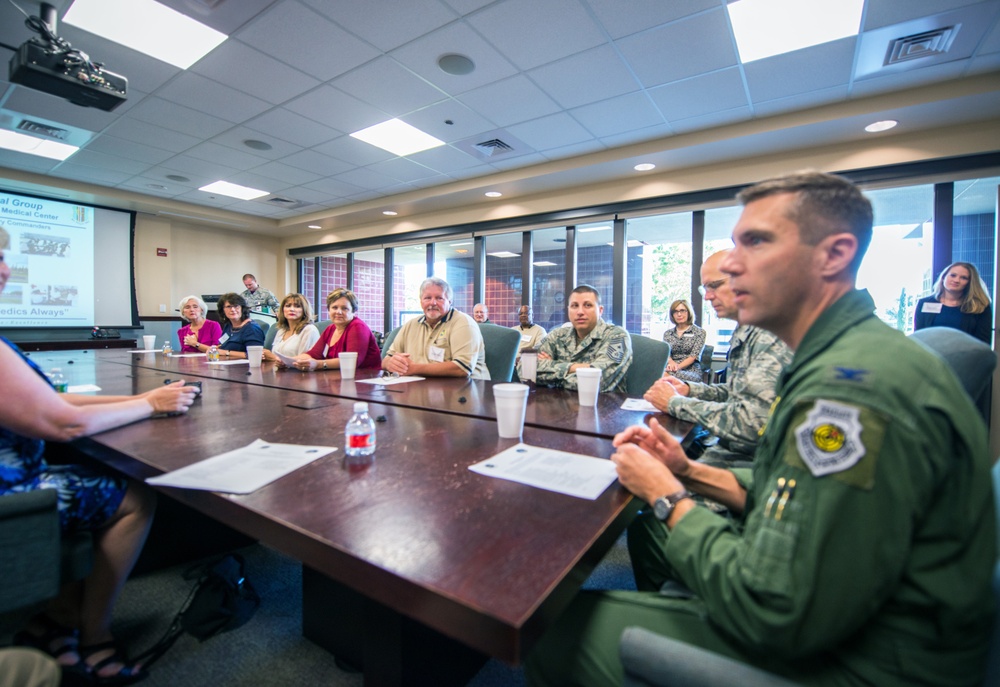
[606,336,626,363]
[795,400,866,477]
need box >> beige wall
[134,214,282,317]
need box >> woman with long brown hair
[914,261,992,344]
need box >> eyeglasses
[223,304,242,311]
[672,308,687,314]
[698,277,729,297]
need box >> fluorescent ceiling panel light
[865,120,898,132]
[0,129,78,160]
[199,180,268,200]
[487,251,520,258]
[728,0,864,63]
[64,0,227,69]
[579,225,611,233]
[350,119,444,156]
[634,163,655,171]
[533,261,557,267]
[484,191,502,197]
[383,210,398,216]
[308,225,321,229]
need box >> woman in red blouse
[292,288,382,372]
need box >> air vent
[16,119,69,140]
[884,26,958,65]
[474,138,514,157]
[257,195,307,210]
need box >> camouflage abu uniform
[667,325,791,464]
[529,320,631,393]
[240,286,279,312]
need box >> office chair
[625,334,670,396]
[909,327,996,420]
[380,327,401,358]
[699,345,714,383]
[478,323,520,382]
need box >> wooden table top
[84,349,690,442]
[64,358,641,664]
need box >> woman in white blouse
[262,293,320,364]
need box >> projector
[9,39,127,112]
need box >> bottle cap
[353,402,368,413]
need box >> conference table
[28,349,691,686]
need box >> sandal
[80,641,148,686]
[14,616,91,685]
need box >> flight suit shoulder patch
[784,399,885,490]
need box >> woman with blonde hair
[914,261,992,344]
[662,299,706,383]
[262,293,320,364]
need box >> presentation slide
[0,189,136,329]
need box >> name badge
[521,334,532,343]
[428,345,445,362]
[921,302,943,314]
[219,333,230,344]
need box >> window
[432,238,473,314]
[702,207,740,353]
[484,232,522,326]
[576,221,615,323]
[352,249,384,332]
[393,244,427,328]
[531,227,568,331]
[953,175,999,300]
[317,253,348,319]
[625,212,693,339]
[858,185,934,332]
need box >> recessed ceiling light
[485,191,503,198]
[487,251,520,258]
[243,139,272,151]
[607,240,644,248]
[728,0,864,63]
[455,249,469,254]
[308,225,321,229]
[350,119,444,156]
[533,261,557,267]
[634,163,656,171]
[64,0,227,69]
[198,180,268,200]
[383,210,398,216]
[438,53,476,75]
[865,120,898,133]
[450,241,473,247]
[0,129,78,160]
[165,174,189,182]
[579,225,611,233]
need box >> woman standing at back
[914,261,993,344]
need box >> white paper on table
[274,351,298,367]
[146,438,337,494]
[355,375,425,386]
[621,398,659,412]
[131,349,158,354]
[171,353,206,358]
[68,384,101,393]
[207,359,250,366]
[468,443,618,500]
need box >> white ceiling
[0,0,998,238]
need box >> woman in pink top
[176,295,222,353]
[292,288,382,372]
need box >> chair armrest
[620,627,799,687]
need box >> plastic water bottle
[345,402,376,460]
[208,345,219,362]
[49,368,68,393]
[162,340,172,356]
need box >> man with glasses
[644,249,791,467]
[383,276,488,379]
[526,172,995,687]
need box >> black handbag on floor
[136,553,260,667]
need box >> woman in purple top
[176,295,222,353]
[293,288,382,372]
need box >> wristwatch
[653,489,693,521]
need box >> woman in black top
[913,261,992,344]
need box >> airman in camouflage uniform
[527,285,631,393]
[646,250,791,466]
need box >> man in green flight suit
[525,284,632,393]
[525,171,996,686]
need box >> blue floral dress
[0,337,126,531]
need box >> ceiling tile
[466,0,607,70]
[616,8,737,88]
[300,0,458,52]
[128,98,233,138]
[598,123,674,148]
[50,163,135,185]
[117,177,185,198]
[745,39,856,104]
[583,0,722,40]
[863,0,995,30]
[284,87,388,135]
[156,0,279,35]
[331,57,448,117]
[60,149,151,175]
[249,161,323,187]
[366,157,442,183]
[155,154,240,181]
[102,119,200,153]
[849,61,970,98]
[439,0,494,14]
[401,100,495,143]
[84,135,176,165]
[506,112,595,152]
[408,144,489,173]
[0,151,60,174]
[528,44,640,109]
[209,126,302,160]
[649,68,748,122]
[312,136,394,167]
[277,149,354,178]
[301,177,366,198]
[156,72,271,124]
[183,141,271,170]
[540,139,607,162]
[234,1,380,81]
[191,40,319,104]
[669,106,752,134]
[331,167,401,192]
[244,109,342,148]
[457,75,561,128]
[570,92,664,139]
